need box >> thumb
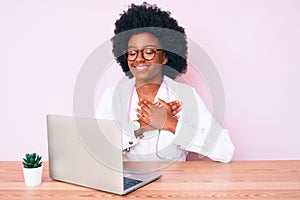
[158,98,168,108]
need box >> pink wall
[1,0,300,160]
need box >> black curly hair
[111,2,187,79]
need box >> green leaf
[23,162,30,166]
[32,153,36,160]
[36,156,42,163]
[22,153,42,168]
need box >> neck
[135,75,163,88]
[135,81,162,103]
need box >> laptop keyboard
[123,177,142,190]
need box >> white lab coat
[95,76,234,162]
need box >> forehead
[128,32,162,48]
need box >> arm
[173,88,235,163]
[95,86,140,150]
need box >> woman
[96,3,234,162]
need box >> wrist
[163,118,178,134]
[134,128,144,139]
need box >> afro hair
[111,2,188,79]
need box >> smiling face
[127,32,168,85]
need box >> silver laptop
[46,114,161,195]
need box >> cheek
[127,61,134,69]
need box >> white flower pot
[22,165,43,186]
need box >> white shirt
[95,76,235,162]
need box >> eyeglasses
[123,48,163,61]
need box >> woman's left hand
[136,98,179,134]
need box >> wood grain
[0,161,300,200]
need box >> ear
[162,54,168,65]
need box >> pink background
[1,0,300,161]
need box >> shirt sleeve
[177,88,235,163]
[95,86,140,150]
[95,87,115,119]
[205,129,235,163]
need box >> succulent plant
[22,153,42,168]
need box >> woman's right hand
[136,99,182,134]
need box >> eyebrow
[127,45,159,49]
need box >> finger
[174,115,180,119]
[136,108,150,119]
[133,120,141,130]
[167,100,182,110]
[137,105,150,115]
[136,109,143,117]
[137,99,150,107]
[172,111,180,116]
[140,98,152,106]
[136,113,150,124]
[153,102,163,108]
[135,108,150,118]
[135,119,151,128]
[168,100,177,106]
[153,102,160,106]
[158,98,169,108]
[172,102,182,113]
[138,104,151,115]
[171,101,182,108]
[138,100,151,112]
[172,106,182,115]
[171,104,179,111]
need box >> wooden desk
[0,161,300,200]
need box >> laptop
[46,114,161,195]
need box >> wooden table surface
[0,160,300,200]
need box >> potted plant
[22,153,43,186]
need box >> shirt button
[129,141,133,145]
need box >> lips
[134,65,149,72]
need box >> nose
[135,50,145,62]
